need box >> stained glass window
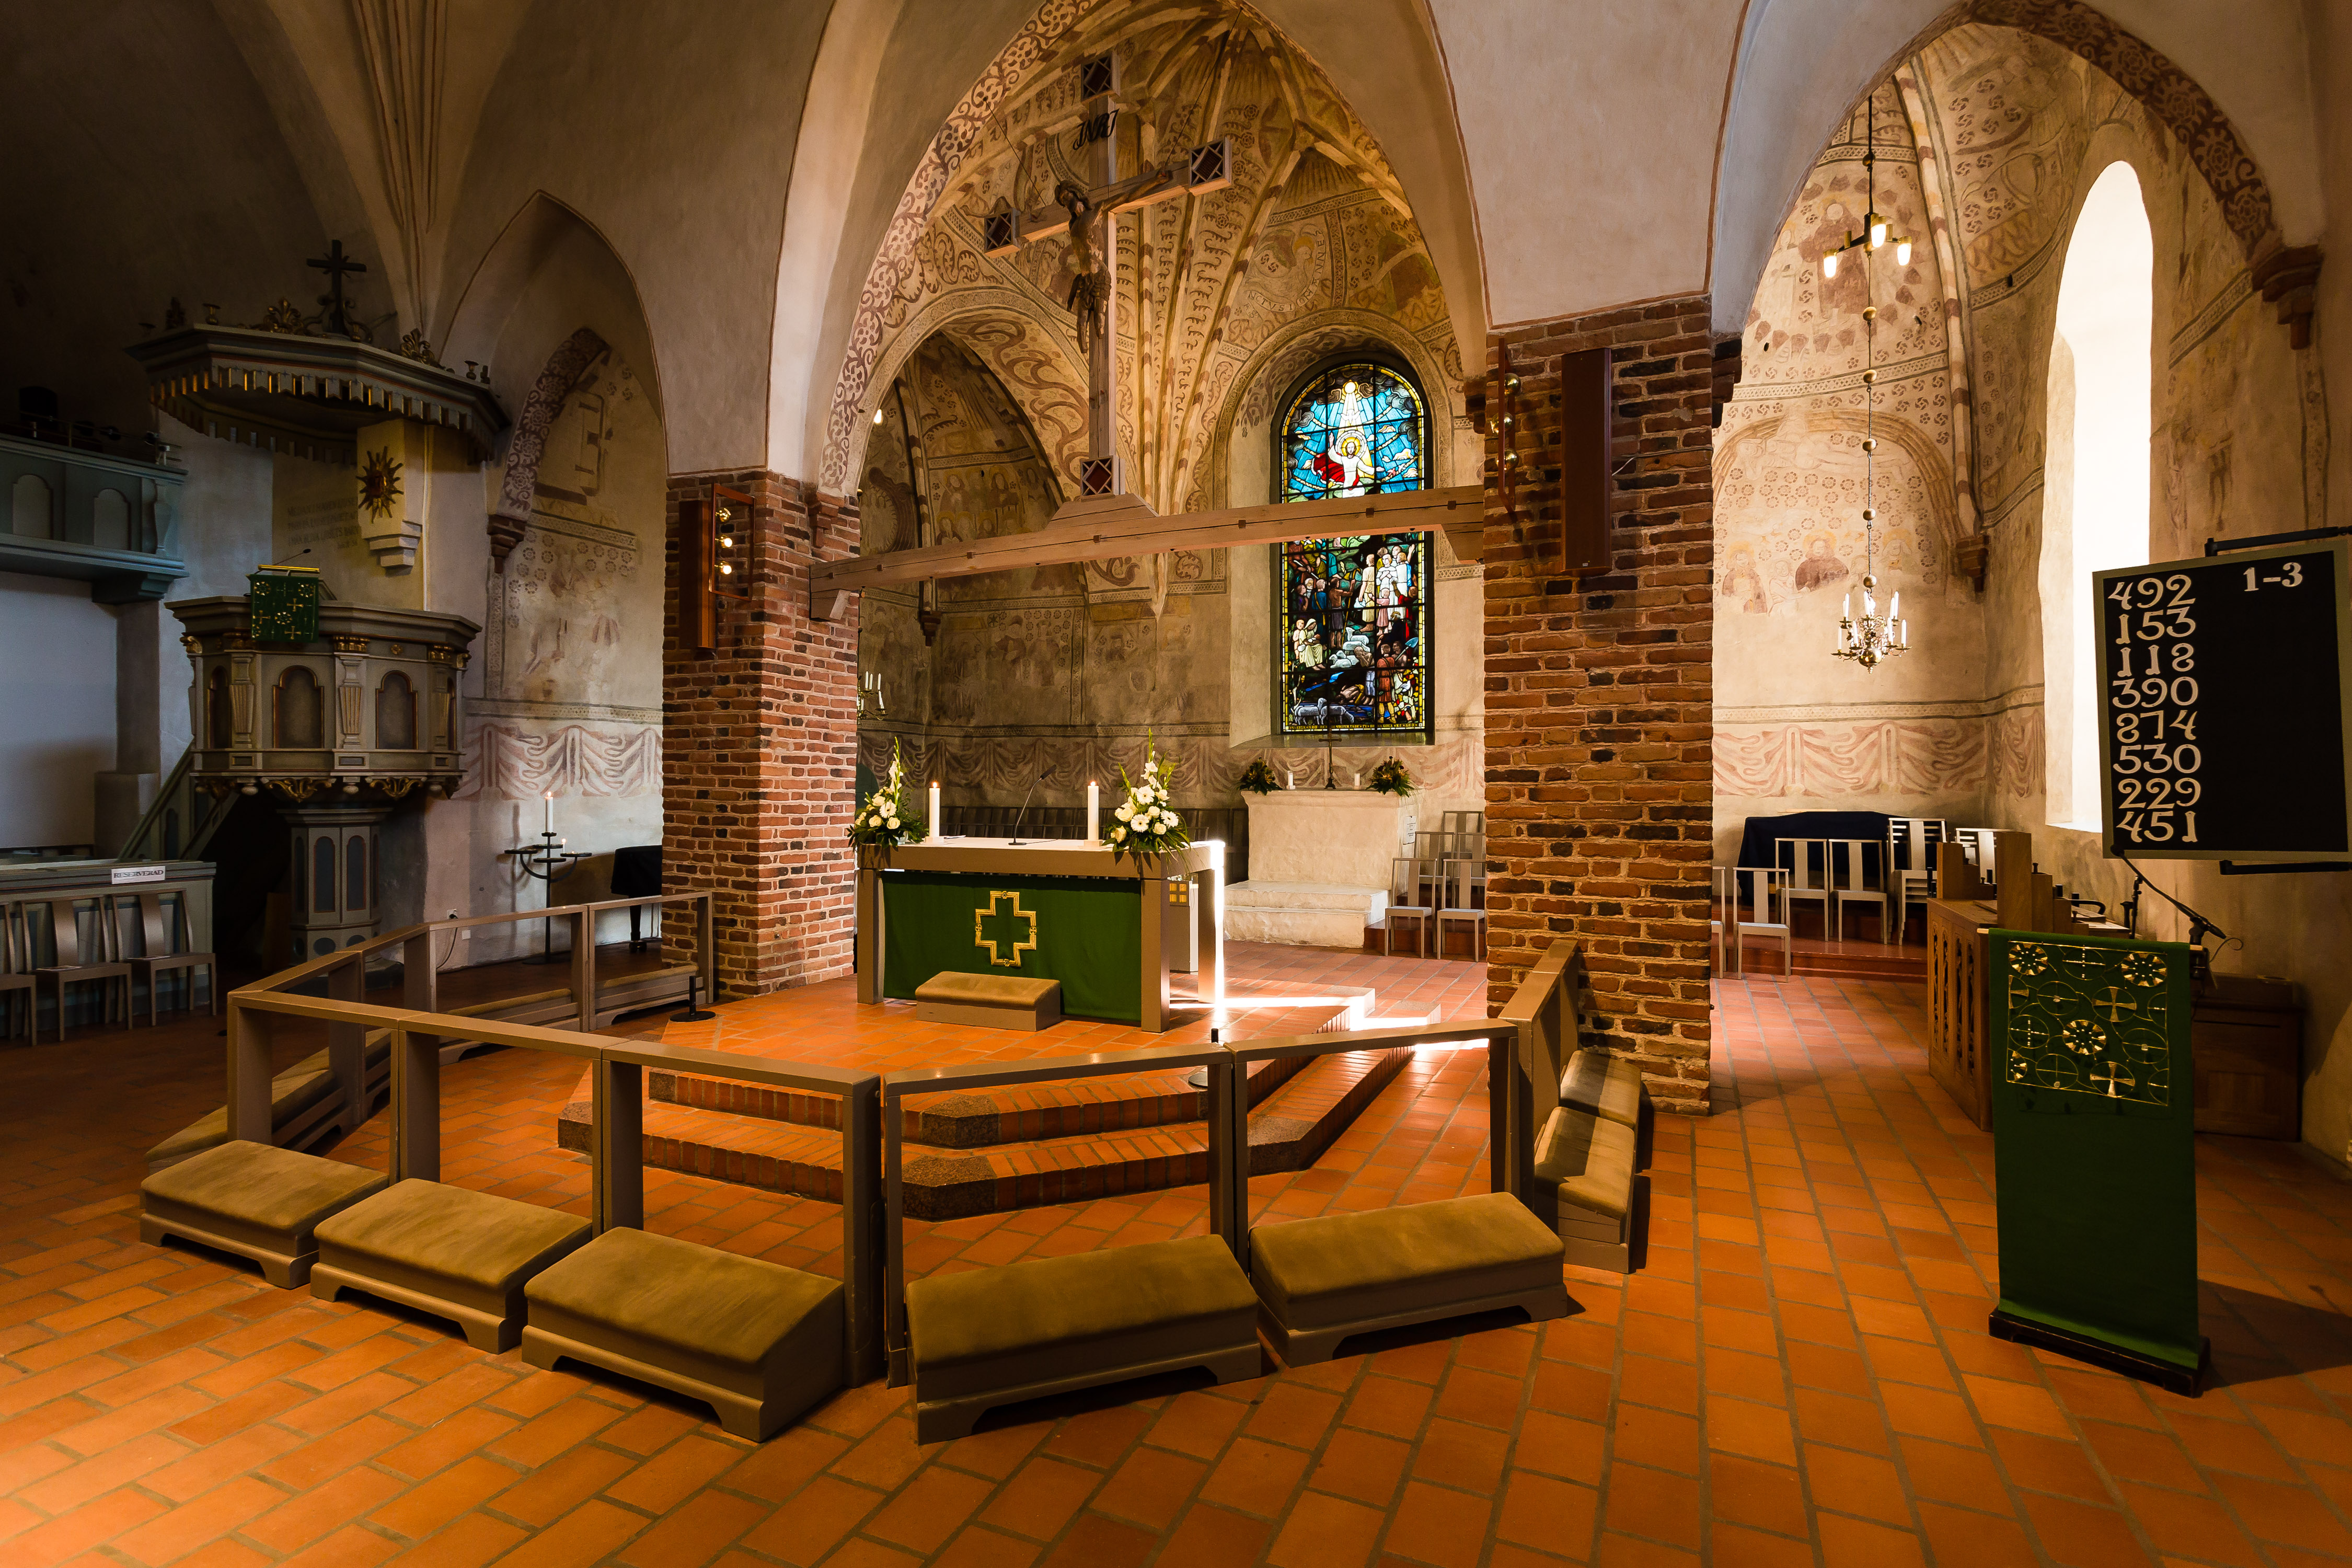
[1276,363,1431,738]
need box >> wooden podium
[856,839,1224,1032]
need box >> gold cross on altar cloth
[981,51,1231,497]
[2093,986,2139,1023]
[974,890,1040,969]
[2091,1060,2136,1098]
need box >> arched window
[1274,359,1432,739]
[275,666,324,749]
[2042,163,2153,828]
[376,671,416,750]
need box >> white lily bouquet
[1109,735,1191,861]
[849,739,927,852]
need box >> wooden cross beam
[810,483,1481,617]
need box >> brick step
[554,1029,1431,1218]
[648,996,1363,1148]
[1360,919,1485,961]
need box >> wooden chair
[0,903,36,1043]
[1951,827,1998,888]
[38,897,131,1035]
[126,892,217,1024]
[1887,818,1945,940]
[1435,858,1486,960]
[1384,856,1436,957]
[1711,867,1737,977]
[1830,839,1894,945]
[1733,868,1791,978]
[1773,838,1831,938]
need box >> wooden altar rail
[228,891,714,1143]
[878,937,1584,1381]
[223,972,885,1383]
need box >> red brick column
[663,470,860,998]
[1483,297,1714,1112]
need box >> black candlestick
[505,829,586,964]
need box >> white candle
[929,781,941,837]
[1286,769,1294,789]
[1890,590,1901,619]
[543,791,554,836]
[1842,592,1851,619]
[1087,780,1100,843]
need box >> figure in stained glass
[1275,362,1431,739]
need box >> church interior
[2,1,2350,1562]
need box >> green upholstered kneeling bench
[312,1180,591,1351]
[523,1228,843,1440]
[140,1140,391,1287]
[1249,1192,1567,1365]
[914,972,1062,1032]
[906,1233,1258,1443]
[1534,1106,1643,1273]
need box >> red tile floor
[2,958,2349,1566]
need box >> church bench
[312,1179,591,1352]
[139,1139,392,1288]
[522,1228,843,1440]
[905,1233,1259,1443]
[1249,1192,1567,1365]
[914,972,1062,1032]
[1534,1106,1643,1273]
[1560,1048,1652,1166]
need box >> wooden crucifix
[982,51,1231,502]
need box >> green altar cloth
[881,871,1143,1023]
[1988,929,2204,1393]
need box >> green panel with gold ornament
[247,566,321,643]
[1987,928,2206,1394]
[881,871,1142,1023]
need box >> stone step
[1226,881,1390,913]
[555,1024,1433,1218]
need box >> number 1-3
[2245,562,2307,590]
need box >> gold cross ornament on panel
[974,890,1039,969]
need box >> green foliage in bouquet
[1367,757,1414,797]
[1109,733,1192,862]
[1237,758,1283,795]
[849,739,928,850]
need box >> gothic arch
[489,327,610,569]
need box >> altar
[855,839,1225,1031]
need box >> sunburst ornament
[358,448,405,521]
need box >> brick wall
[1483,296,1715,1112]
[662,470,861,998]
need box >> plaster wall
[0,574,115,847]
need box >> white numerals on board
[2109,572,2201,847]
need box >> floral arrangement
[1367,757,1414,797]
[848,740,927,852]
[1110,736,1192,860]
[1236,758,1283,795]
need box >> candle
[1890,590,1901,619]
[1087,780,1100,843]
[929,781,941,837]
[1286,769,1294,789]
[1842,592,1851,619]
[543,791,554,836]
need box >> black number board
[2095,537,2352,861]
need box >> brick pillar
[1483,296,1714,1112]
[663,471,860,998]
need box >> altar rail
[212,928,1584,1420]
[226,890,713,1144]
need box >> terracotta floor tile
[1266,1490,1386,1568]
[1379,1479,1494,1568]
[2017,1492,2156,1568]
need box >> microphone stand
[1008,770,1048,844]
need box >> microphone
[1008,769,1050,845]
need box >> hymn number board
[2095,538,2352,862]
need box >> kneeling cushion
[1250,1192,1564,1333]
[525,1229,843,1439]
[909,1233,1256,1403]
[314,1179,589,1351]
[141,1139,390,1287]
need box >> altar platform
[555,940,1489,1217]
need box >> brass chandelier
[1828,95,1912,671]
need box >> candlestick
[929,781,941,838]
[543,791,554,835]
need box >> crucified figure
[1054,179,1106,351]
